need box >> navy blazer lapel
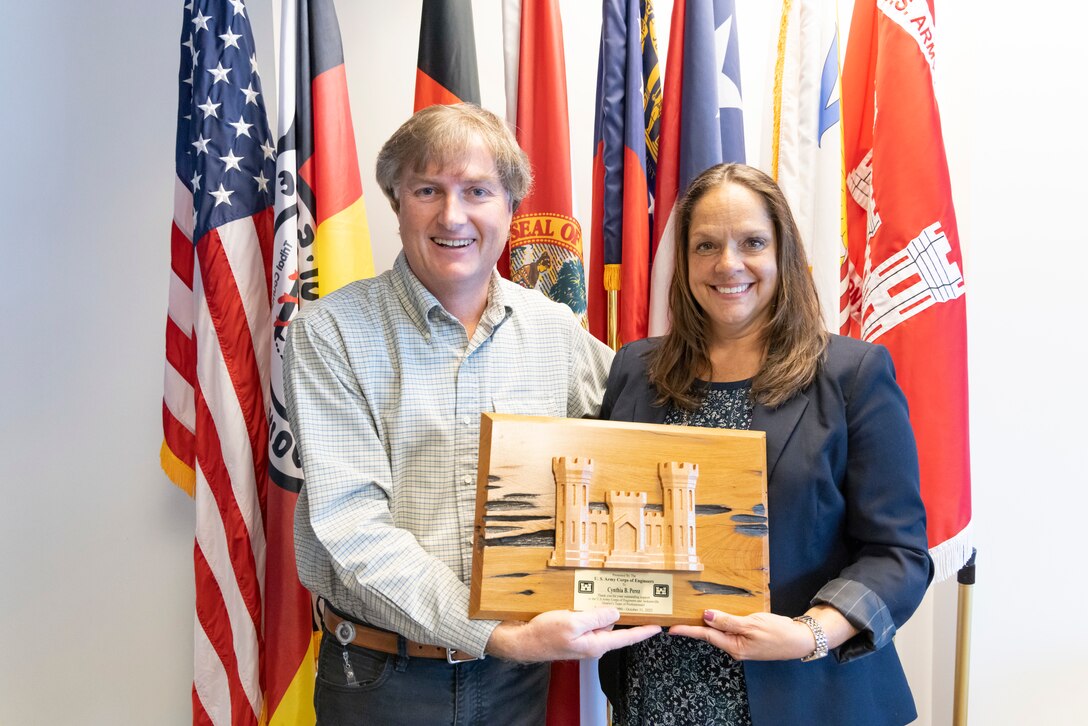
[751,392,809,479]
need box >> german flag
[266,0,374,724]
[414,0,480,110]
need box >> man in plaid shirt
[285,104,660,725]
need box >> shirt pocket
[491,393,564,419]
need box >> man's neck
[435,284,490,341]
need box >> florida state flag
[502,0,588,323]
[842,0,971,579]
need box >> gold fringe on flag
[159,440,195,497]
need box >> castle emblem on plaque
[547,457,704,572]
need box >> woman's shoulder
[614,336,662,372]
[819,335,904,407]
[824,334,892,370]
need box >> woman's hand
[668,605,857,661]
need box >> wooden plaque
[470,413,769,626]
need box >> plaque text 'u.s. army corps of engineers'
[571,569,675,616]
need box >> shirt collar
[391,252,513,337]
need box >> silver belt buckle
[446,648,484,664]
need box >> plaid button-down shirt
[286,253,613,656]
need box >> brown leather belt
[321,608,482,664]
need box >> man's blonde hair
[376,103,532,213]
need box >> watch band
[794,614,829,662]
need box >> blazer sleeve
[828,344,933,656]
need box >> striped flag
[266,0,375,723]
[764,0,846,330]
[503,3,596,717]
[647,0,746,336]
[414,0,481,110]
[163,1,274,723]
[502,0,588,323]
[842,0,971,579]
[588,0,662,347]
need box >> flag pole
[952,548,976,726]
[605,264,621,350]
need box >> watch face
[335,620,356,645]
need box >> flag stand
[952,549,976,726]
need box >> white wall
[2,1,1085,724]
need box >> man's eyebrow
[403,173,502,187]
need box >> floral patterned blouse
[615,380,754,726]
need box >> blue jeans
[314,631,551,726]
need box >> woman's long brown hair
[648,164,828,410]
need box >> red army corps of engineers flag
[842,0,971,580]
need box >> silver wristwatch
[794,614,829,662]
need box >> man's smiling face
[395,136,512,305]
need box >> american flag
[162,1,276,723]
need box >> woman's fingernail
[704,610,715,622]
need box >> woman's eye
[469,187,491,198]
[744,238,767,250]
[414,187,436,197]
[693,241,716,254]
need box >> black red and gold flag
[414,0,481,110]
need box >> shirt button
[462,415,471,425]
[463,475,473,485]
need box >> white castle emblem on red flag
[845,150,965,342]
[858,221,965,342]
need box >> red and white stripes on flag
[842,0,972,579]
[164,2,278,722]
[170,183,274,724]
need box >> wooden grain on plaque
[470,414,770,626]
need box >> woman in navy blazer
[598,164,932,725]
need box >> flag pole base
[952,548,976,726]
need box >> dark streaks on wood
[486,499,538,512]
[690,581,754,597]
[494,572,531,578]
[734,524,769,537]
[730,514,767,523]
[695,504,733,515]
[484,530,556,547]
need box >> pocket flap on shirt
[491,394,563,418]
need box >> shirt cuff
[811,577,896,663]
[455,617,501,659]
